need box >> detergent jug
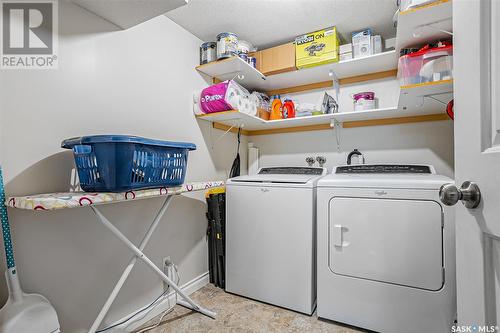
[270,95,283,120]
[282,98,295,119]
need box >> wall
[0,2,244,332]
[251,78,454,177]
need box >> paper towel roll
[225,80,257,115]
[193,90,203,115]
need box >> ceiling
[166,0,398,49]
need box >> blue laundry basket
[62,135,196,192]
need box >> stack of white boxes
[339,43,353,61]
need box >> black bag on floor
[206,190,226,289]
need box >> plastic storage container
[399,0,440,12]
[61,135,196,192]
[398,44,453,86]
[353,92,377,111]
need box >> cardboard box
[295,26,339,69]
[259,43,296,75]
[385,37,396,50]
[339,43,352,54]
[258,108,270,120]
[352,28,372,58]
[372,35,382,54]
[340,53,353,61]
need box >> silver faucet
[347,149,365,165]
[306,157,316,167]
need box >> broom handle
[0,167,15,269]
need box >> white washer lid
[230,173,319,184]
[228,167,326,187]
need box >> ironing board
[6,181,224,333]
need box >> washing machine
[226,167,327,315]
[317,164,455,333]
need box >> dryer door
[329,197,443,291]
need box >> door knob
[439,181,481,209]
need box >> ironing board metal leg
[88,196,174,333]
[90,199,216,331]
[177,299,216,318]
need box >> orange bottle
[270,95,283,120]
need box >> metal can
[216,32,238,59]
[353,92,376,111]
[248,56,257,68]
[200,42,217,65]
[238,53,248,63]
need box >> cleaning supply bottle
[282,98,295,119]
[270,95,283,120]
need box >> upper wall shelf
[395,0,453,52]
[196,57,267,91]
[70,0,188,29]
[195,51,398,92]
[334,80,452,126]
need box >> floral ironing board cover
[6,181,225,211]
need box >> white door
[449,0,500,327]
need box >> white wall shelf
[196,50,398,92]
[196,80,452,134]
[196,57,267,91]
[396,0,453,52]
[196,111,335,131]
[332,107,399,123]
[334,80,452,123]
[70,0,188,29]
[262,50,398,91]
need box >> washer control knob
[316,156,326,167]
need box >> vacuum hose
[0,167,15,269]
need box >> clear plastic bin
[399,0,441,12]
[398,44,453,86]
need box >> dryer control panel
[335,164,433,174]
[259,167,325,175]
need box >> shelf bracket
[413,18,453,37]
[331,120,342,152]
[211,122,244,149]
[230,72,245,81]
[328,70,340,101]
[423,94,450,106]
[412,91,452,109]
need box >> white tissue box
[372,35,382,54]
[352,29,372,58]
[339,43,352,54]
[340,53,353,61]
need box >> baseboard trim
[106,271,210,332]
